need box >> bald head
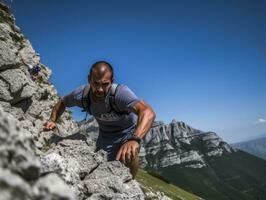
[89,61,114,80]
[88,61,114,101]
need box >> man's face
[89,70,113,101]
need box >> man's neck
[91,92,106,103]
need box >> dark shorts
[95,129,137,161]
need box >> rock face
[0,3,145,200]
[0,107,76,200]
[0,3,77,149]
[40,139,144,200]
[78,117,99,141]
[140,120,236,169]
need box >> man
[43,61,156,178]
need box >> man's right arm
[50,99,66,122]
[43,84,86,131]
[43,99,66,131]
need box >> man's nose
[97,87,103,92]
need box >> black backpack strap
[81,84,91,115]
[109,83,130,115]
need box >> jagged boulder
[0,106,76,200]
[40,137,144,200]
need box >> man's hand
[43,120,56,131]
[116,140,139,164]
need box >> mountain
[141,120,266,200]
[232,136,266,160]
[139,119,236,169]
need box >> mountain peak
[171,118,178,123]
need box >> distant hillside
[140,120,266,200]
[155,150,266,200]
[232,136,266,160]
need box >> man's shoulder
[112,83,140,111]
[62,84,88,101]
[70,84,88,95]
[115,83,139,99]
[115,84,131,95]
[116,83,132,89]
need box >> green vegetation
[40,140,52,153]
[153,151,266,200]
[39,63,47,70]
[208,151,266,199]
[136,169,202,200]
[146,170,171,184]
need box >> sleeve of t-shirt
[60,84,86,108]
[115,84,141,113]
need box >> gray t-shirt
[61,84,141,135]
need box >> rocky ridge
[0,3,145,200]
[140,119,236,169]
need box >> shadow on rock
[47,131,88,146]
[12,97,33,113]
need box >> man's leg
[125,152,139,179]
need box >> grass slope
[151,151,266,200]
[136,169,203,200]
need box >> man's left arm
[116,99,156,163]
[131,100,156,139]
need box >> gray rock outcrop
[0,106,76,200]
[40,138,144,200]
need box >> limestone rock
[0,106,75,200]
[34,173,76,200]
[0,106,40,181]
[0,168,32,200]
[40,138,144,199]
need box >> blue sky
[7,0,266,143]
